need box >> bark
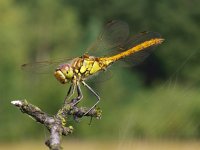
[11,99,101,150]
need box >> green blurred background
[0,0,200,149]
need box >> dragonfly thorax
[54,64,74,84]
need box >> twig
[11,99,102,150]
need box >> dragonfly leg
[64,84,76,104]
[82,81,100,116]
[72,83,83,106]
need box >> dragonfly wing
[86,68,114,84]
[87,20,129,56]
[21,57,73,74]
[118,31,162,66]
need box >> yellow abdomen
[100,38,164,65]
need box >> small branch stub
[11,99,102,150]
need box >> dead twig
[11,99,102,150]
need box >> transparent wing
[21,57,73,74]
[118,31,163,66]
[86,69,114,84]
[86,20,130,57]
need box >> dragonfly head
[54,64,74,84]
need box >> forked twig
[11,98,102,150]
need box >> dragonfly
[22,20,164,115]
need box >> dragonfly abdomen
[100,38,164,63]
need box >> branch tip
[11,100,23,106]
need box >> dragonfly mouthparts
[54,69,68,84]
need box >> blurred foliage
[0,0,200,141]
